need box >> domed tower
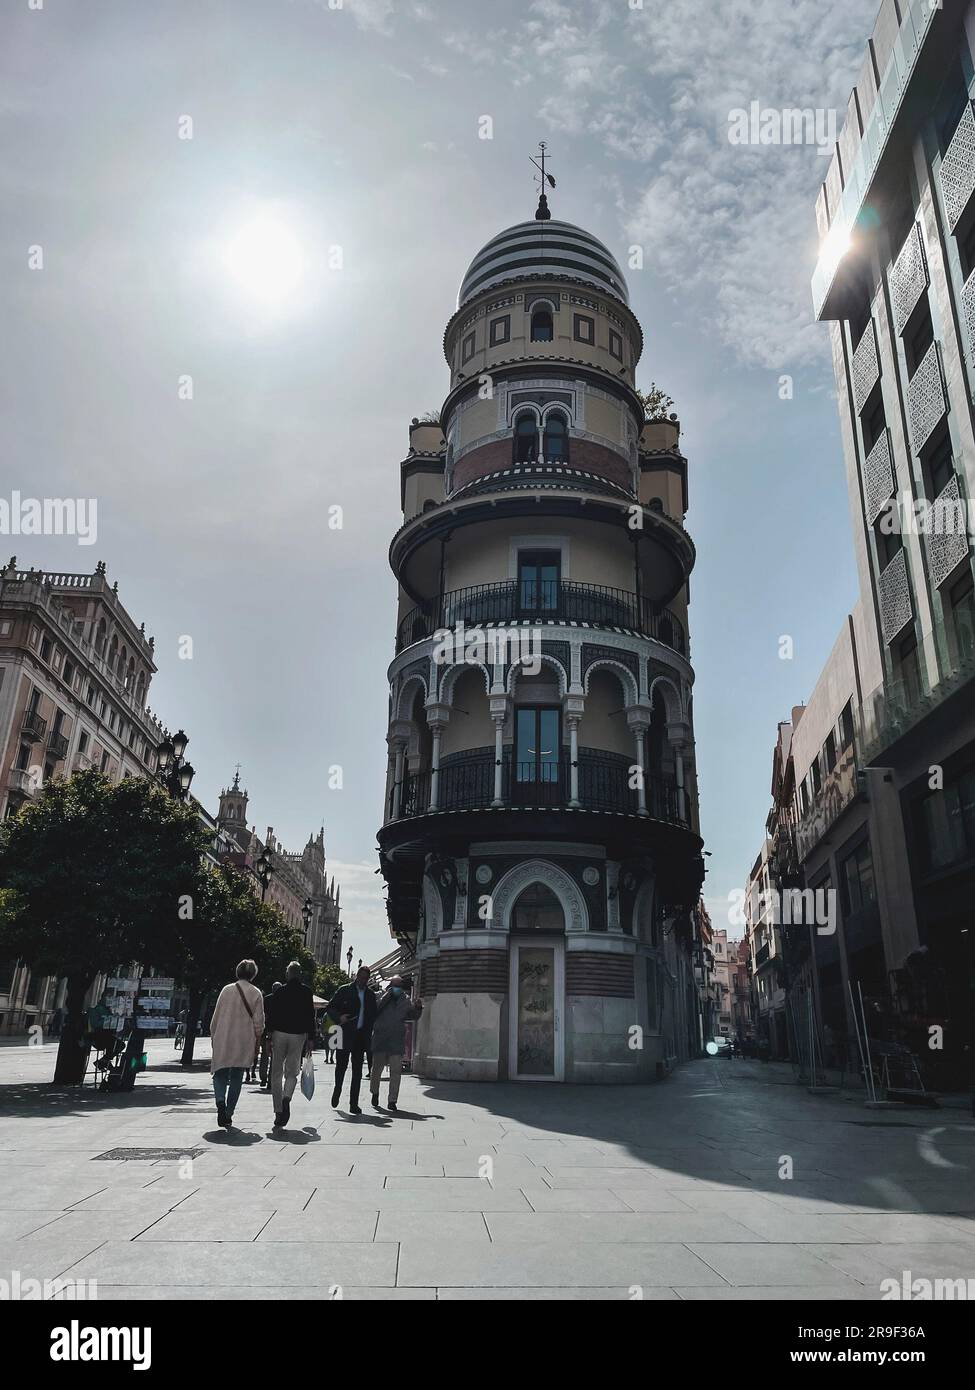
[378,186,705,1084]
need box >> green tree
[159,863,314,1068]
[314,962,351,1000]
[0,771,210,1083]
[636,382,676,421]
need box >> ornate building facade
[0,560,169,1034]
[378,201,705,1083]
[215,773,342,967]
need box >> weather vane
[530,141,556,221]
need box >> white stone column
[425,703,450,812]
[488,694,509,806]
[562,693,584,808]
[667,720,692,824]
[625,704,652,818]
[387,719,412,821]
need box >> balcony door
[513,706,561,805]
[517,551,560,618]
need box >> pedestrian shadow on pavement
[0,1082,204,1116]
[202,1128,264,1145]
[266,1128,322,1145]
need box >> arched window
[543,412,569,463]
[513,413,538,464]
[530,307,554,342]
[512,881,565,932]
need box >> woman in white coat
[209,959,265,1128]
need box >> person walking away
[322,1002,336,1064]
[369,976,422,1112]
[208,960,264,1129]
[327,966,378,1115]
[259,981,283,1089]
[268,962,316,1129]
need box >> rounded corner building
[378,193,706,1083]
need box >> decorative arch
[512,407,540,464]
[491,858,589,933]
[506,651,568,698]
[648,673,684,724]
[438,660,492,707]
[395,672,428,722]
[542,409,569,463]
[529,300,557,342]
[583,657,639,708]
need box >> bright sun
[223,214,305,307]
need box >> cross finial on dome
[530,141,556,221]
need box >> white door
[508,937,564,1081]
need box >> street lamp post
[255,848,274,902]
[346,946,353,977]
[302,897,313,944]
[155,729,195,801]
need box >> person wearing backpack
[208,959,265,1129]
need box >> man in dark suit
[327,966,379,1115]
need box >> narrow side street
[1,1043,973,1300]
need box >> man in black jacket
[327,965,378,1115]
[267,962,316,1129]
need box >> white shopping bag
[300,1053,315,1101]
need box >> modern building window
[918,766,975,872]
[926,431,953,496]
[542,411,569,462]
[811,756,822,795]
[960,218,975,280]
[906,313,934,376]
[518,551,560,613]
[530,307,554,342]
[898,633,922,705]
[839,699,855,750]
[824,730,837,774]
[513,412,538,464]
[875,517,903,568]
[840,840,877,916]
[609,328,623,360]
[949,572,975,662]
[864,400,886,453]
[461,331,476,364]
[489,315,510,347]
[573,313,594,344]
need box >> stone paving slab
[2,1041,973,1300]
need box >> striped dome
[458,219,629,308]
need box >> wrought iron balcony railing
[391,746,685,824]
[396,581,687,656]
[21,710,48,743]
[47,731,69,762]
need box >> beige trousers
[271,1031,305,1112]
[369,1051,403,1103]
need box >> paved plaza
[1,1040,974,1300]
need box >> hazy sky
[1,0,880,965]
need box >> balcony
[396,581,687,656]
[47,731,69,762]
[906,341,947,454]
[392,746,685,824]
[940,100,975,233]
[6,767,38,799]
[21,710,48,743]
[861,601,975,762]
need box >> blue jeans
[213,1067,245,1114]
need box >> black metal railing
[390,745,685,824]
[47,731,69,761]
[21,710,48,743]
[395,581,687,656]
